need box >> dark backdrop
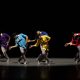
[0,14,79,58]
[0,23,79,58]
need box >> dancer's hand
[64,42,72,47]
[64,43,69,47]
[9,46,12,50]
[9,45,17,50]
[29,45,34,48]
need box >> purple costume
[0,33,10,48]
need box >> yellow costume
[34,35,51,52]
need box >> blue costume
[15,33,27,64]
[40,31,48,36]
[15,33,27,49]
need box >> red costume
[71,33,80,46]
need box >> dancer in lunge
[9,33,35,64]
[29,31,51,64]
[65,33,80,63]
[0,32,10,63]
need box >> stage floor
[0,58,80,80]
[0,58,80,67]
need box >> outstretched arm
[9,45,17,50]
[28,39,36,42]
[64,42,73,47]
[26,36,36,43]
[29,39,40,48]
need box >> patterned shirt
[15,33,27,49]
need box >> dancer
[0,32,10,62]
[65,33,80,63]
[30,31,51,64]
[9,33,34,64]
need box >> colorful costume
[32,31,51,63]
[34,35,51,53]
[0,33,10,62]
[15,33,27,64]
[71,33,80,62]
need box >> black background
[0,4,80,80]
[0,6,79,58]
[0,19,79,58]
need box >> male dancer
[65,33,80,63]
[30,31,51,64]
[0,32,10,62]
[9,33,27,64]
[9,33,35,64]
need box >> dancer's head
[36,31,41,35]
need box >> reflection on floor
[0,58,80,80]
